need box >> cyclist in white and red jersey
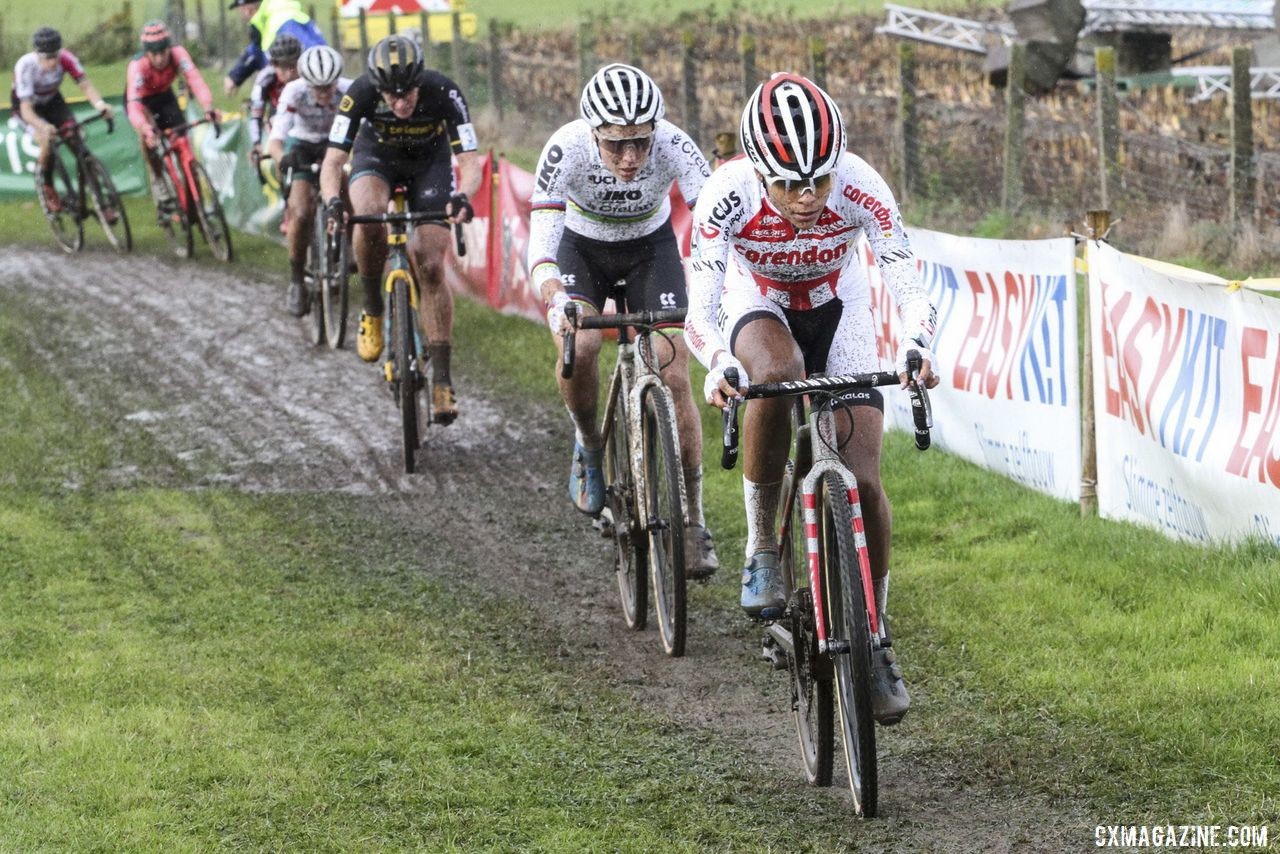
[125,21,218,193]
[247,34,302,173]
[268,45,351,315]
[532,63,721,579]
[686,73,939,725]
[11,27,113,211]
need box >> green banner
[0,96,147,199]
[186,103,284,241]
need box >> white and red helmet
[739,73,846,182]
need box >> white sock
[874,574,889,639]
[743,478,782,557]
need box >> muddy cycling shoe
[567,442,605,516]
[740,551,786,620]
[431,383,459,425]
[870,645,911,726]
[286,280,309,317]
[357,312,383,362]
[684,524,720,581]
[41,183,62,213]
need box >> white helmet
[580,63,664,127]
[299,45,343,87]
[740,73,846,182]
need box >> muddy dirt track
[0,245,1092,851]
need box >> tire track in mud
[1,245,1090,851]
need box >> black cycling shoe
[286,280,309,317]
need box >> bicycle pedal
[760,637,788,670]
[592,510,614,539]
[383,361,394,383]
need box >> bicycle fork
[622,356,689,537]
[381,266,423,387]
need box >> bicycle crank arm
[764,623,794,658]
[761,632,789,670]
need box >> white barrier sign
[1088,242,1280,545]
[866,231,1080,500]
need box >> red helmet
[140,20,172,52]
[739,73,846,183]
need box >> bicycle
[149,117,233,262]
[562,298,690,657]
[280,161,329,347]
[341,184,465,474]
[312,169,353,350]
[721,353,932,816]
[37,113,132,254]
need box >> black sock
[361,275,383,316]
[290,258,306,286]
[429,342,451,385]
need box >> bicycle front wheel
[643,388,686,657]
[820,471,877,816]
[155,159,193,259]
[391,278,421,474]
[321,223,350,349]
[84,154,132,252]
[603,375,646,630]
[189,160,233,262]
[780,459,834,787]
[305,213,324,346]
[38,156,82,253]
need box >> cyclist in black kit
[319,34,479,424]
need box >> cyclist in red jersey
[125,21,218,192]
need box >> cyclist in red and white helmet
[685,73,939,725]
[530,62,721,579]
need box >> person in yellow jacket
[224,0,325,95]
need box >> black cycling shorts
[135,91,185,132]
[558,220,688,317]
[349,137,453,218]
[12,92,74,129]
[283,139,327,186]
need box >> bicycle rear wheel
[189,160,233,262]
[643,387,686,657]
[322,224,350,349]
[155,159,193,259]
[391,278,421,474]
[603,374,646,630]
[38,156,82,253]
[820,471,877,816]
[305,214,324,346]
[780,457,834,787]
[84,154,131,252]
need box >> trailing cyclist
[320,34,479,425]
[532,63,721,579]
[685,73,939,725]
[267,45,351,316]
[247,33,303,174]
[11,27,114,212]
[224,0,325,96]
[125,21,218,210]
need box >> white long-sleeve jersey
[684,154,936,370]
[527,118,710,290]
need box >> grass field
[1,191,1279,846]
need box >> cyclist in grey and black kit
[532,63,720,579]
[320,34,478,424]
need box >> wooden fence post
[420,12,434,68]
[1230,46,1255,227]
[330,4,341,53]
[628,32,642,68]
[1095,46,1120,211]
[578,22,594,86]
[1080,208,1109,518]
[1002,42,1026,213]
[808,37,827,90]
[358,8,369,57]
[488,19,504,120]
[740,32,756,99]
[388,9,397,35]
[218,0,229,67]
[897,41,919,201]
[682,30,701,148]
[450,11,464,89]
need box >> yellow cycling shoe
[357,312,383,362]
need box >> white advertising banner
[864,230,1080,500]
[1087,242,1280,546]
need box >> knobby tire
[305,214,324,346]
[156,156,193,259]
[392,278,420,474]
[189,160,233,262]
[604,374,646,629]
[84,155,131,252]
[643,388,686,657]
[40,155,82,253]
[322,226,350,349]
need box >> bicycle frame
[160,133,197,214]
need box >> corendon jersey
[124,47,213,132]
[685,154,935,372]
[269,77,352,145]
[326,70,476,154]
[248,66,287,145]
[527,119,710,290]
[11,50,85,105]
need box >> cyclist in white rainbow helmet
[531,62,721,580]
[685,72,939,725]
[268,44,351,316]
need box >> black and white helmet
[579,63,664,127]
[299,45,343,86]
[740,72,846,182]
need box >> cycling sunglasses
[594,132,654,156]
[767,173,834,196]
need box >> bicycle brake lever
[561,302,578,379]
[906,350,932,451]
[721,367,740,470]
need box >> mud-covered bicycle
[38,113,131,254]
[148,116,232,262]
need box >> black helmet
[32,26,62,55]
[366,35,423,96]
[268,33,302,64]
